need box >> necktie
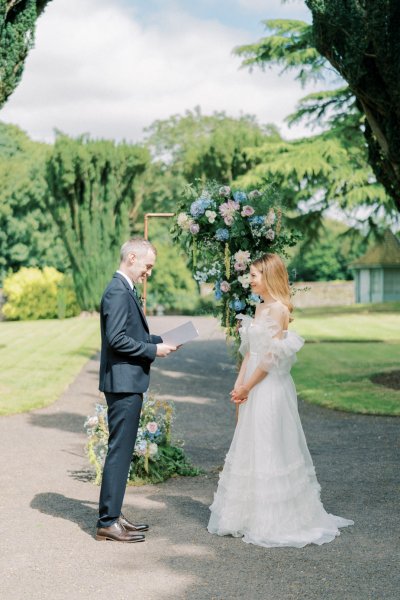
[132,286,142,306]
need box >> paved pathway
[0,316,398,600]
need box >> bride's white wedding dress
[208,302,353,548]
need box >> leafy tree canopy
[0,121,67,283]
[136,108,277,218]
[288,218,369,282]
[236,10,400,211]
[234,17,397,232]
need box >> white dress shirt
[116,270,133,291]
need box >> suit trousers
[97,392,143,528]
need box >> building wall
[383,268,400,301]
[370,268,383,303]
[292,281,354,308]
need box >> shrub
[2,267,80,320]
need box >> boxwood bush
[2,267,80,320]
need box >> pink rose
[241,205,255,217]
[234,262,246,271]
[219,200,240,218]
[146,422,158,434]
[190,223,200,234]
[220,281,231,293]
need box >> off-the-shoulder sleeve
[236,314,252,357]
[255,311,304,372]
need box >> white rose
[205,210,217,223]
[149,442,158,457]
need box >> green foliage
[288,220,369,281]
[2,266,80,320]
[304,1,400,209]
[138,108,270,219]
[234,19,325,85]
[0,0,53,107]
[45,134,149,311]
[234,17,397,230]
[140,221,199,314]
[145,108,267,183]
[129,444,201,485]
[0,122,68,283]
[236,125,392,241]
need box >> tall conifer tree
[45,135,149,311]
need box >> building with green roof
[350,230,400,303]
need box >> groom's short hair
[120,238,157,262]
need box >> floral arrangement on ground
[171,181,300,338]
[84,394,201,485]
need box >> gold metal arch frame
[143,212,175,315]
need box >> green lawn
[292,306,400,416]
[0,317,100,415]
[0,304,399,417]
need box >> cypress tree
[45,134,149,311]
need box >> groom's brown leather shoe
[119,513,149,532]
[96,521,145,542]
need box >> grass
[0,316,100,416]
[0,303,399,417]
[292,305,400,416]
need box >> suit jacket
[99,272,163,393]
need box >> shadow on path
[30,492,98,537]
[29,412,86,433]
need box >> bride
[208,253,353,548]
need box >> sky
[0,0,317,144]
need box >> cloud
[0,0,315,143]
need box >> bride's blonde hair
[252,253,294,319]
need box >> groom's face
[128,248,156,284]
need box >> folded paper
[161,321,199,346]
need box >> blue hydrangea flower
[135,440,147,453]
[214,281,222,301]
[249,293,261,303]
[230,299,246,311]
[190,199,206,217]
[215,228,229,241]
[233,190,247,203]
[198,194,213,208]
[190,195,213,217]
[248,216,264,226]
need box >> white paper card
[161,321,199,346]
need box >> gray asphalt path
[0,316,398,600]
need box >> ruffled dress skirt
[208,349,354,548]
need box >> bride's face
[250,265,267,296]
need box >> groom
[96,238,177,543]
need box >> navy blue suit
[98,273,162,527]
